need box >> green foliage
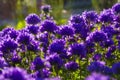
[92,0,117,12]
[0,25,6,31]
[44,0,68,25]
[15,20,25,30]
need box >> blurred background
[0,0,119,29]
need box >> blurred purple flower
[40,20,57,33]
[86,30,107,42]
[69,43,86,56]
[26,25,40,35]
[112,3,120,14]
[85,72,110,80]
[82,11,98,23]
[49,39,65,53]
[25,13,41,25]
[64,61,79,71]
[41,5,51,13]
[59,25,74,36]
[69,15,85,24]
[99,9,114,23]
[33,56,44,70]
[0,39,18,54]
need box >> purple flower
[1,28,19,40]
[114,23,120,28]
[69,43,86,56]
[41,5,51,13]
[64,61,79,71]
[117,40,120,50]
[59,25,74,36]
[26,25,40,35]
[11,54,21,64]
[99,9,114,23]
[69,15,85,24]
[8,29,19,40]
[85,40,95,48]
[82,11,98,23]
[0,57,7,68]
[0,39,18,53]
[101,25,115,38]
[112,3,120,14]
[112,62,120,74]
[1,27,14,37]
[27,40,40,52]
[34,68,50,78]
[25,13,41,25]
[100,39,114,48]
[108,45,116,53]
[59,50,70,59]
[103,66,113,75]
[49,39,65,53]
[93,53,102,61]
[37,32,49,44]
[46,54,63,68]
[87,61,105,73]
[115,15,120,23]
[71,22,89,40]
[17,32,33,45]
[86,30,107,42]
[85,72,110,80]
[33,56,44,70]
[2,67,34,80]
[40,20,57,33]
[105,51,115,59]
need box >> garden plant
[1,3,120,80]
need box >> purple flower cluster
[0,67,34,80]
[1,3,120,80]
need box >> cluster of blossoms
[1,3,120,80]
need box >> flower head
[26,25,39,35]
[69,15,85,24]
[27,40,40,52]
[49,39,65,53]
[0,39,18,53]
[40,20,57,33]
[59,25,74,36]
[112,62,120,74]
[1,27,14,37]
[87,61,105,73]
[17,32,33,45]
[41,5,51,13]
[101,26,115,38]
[64,61,79,71]
[100,39,114,48]
[93,53,102,61]
[85,72,110,80]
[99,9,114,23]
[25,13,41,25]
[47,54,63,68]
[33,56,44,70]
[2,67,33,80]
[0,57,7,68]
[86,30,107,42]
[11,54,21,64]
[69,43,86,56]
[112,3,120,14]
[82,11,98,22]
[71,23,89,39]
[34,68,50,78]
